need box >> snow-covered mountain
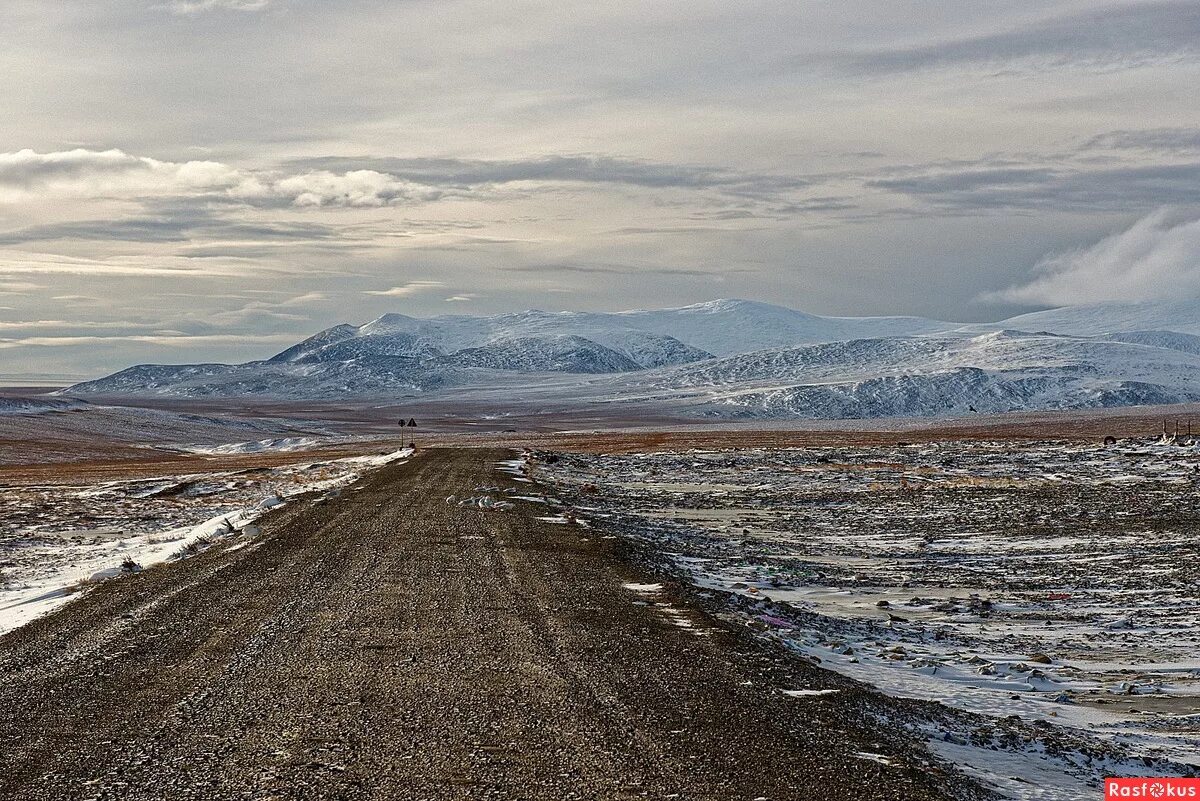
[627,330,1200,419]
[1101,330,1200,355]
[268,299,949,361]
[449,335,641,373]
[66,299,949,398]
[270,323,709,371]
[585,299,950,355]
[62,298,1200,420]
[990,299,1200,337]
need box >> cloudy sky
[2,0,1199,378]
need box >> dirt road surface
[0,449,976,800]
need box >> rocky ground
[0,448,983,801]
[535,441,1200,798]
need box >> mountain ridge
[60,297,1200,420]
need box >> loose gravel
[0,448,979,801]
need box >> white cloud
[363,281,445,297]
[269,170,442,208]
[0,149,448,209]
[158,0,270,14]
[445,294,479,302]
[0,319,153,331]
[277,291,326,306]
[0,148,244,201]
[0,251,250,277]
[0,332,297,349]
[0,280,44,294]
[989,210,1200,305]
[51,295,103,303]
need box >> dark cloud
[868,167,1062,196]
[0,214,342,245]
[284,155,808,195]
[868,162,1200,212]
[206,221,342,240]
[0,149,148,190]
[0,218,192,245]
[502,263,754,277]
[178,244,298,259]
[604,225,773,237]
[1084,128,1200,152]
[832,1,1200,74]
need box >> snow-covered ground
[0,448,412,634]
[536,440,1200,798]
[161,436,328,455]
[0,397,352,466]
[0,398,88,416]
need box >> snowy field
[535,440,1200,798]
[0,396,356,466]
[0,448,412,633]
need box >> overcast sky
[2,0,1199,378]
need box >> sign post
[399,417,417,449]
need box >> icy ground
[0,449,412,634]
[536,440,1200,798]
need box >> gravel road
[0,448,976,800]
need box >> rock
[1028,653,1053,664]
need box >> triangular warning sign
[407,418,417,427]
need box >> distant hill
[61,298,1200,420]
[268,298,951,362]
[643,330,1200,419]
[990,299,1200,337]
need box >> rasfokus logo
[1106,779,1200,799]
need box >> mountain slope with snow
[268,298,950,361]
[593,299,951,355]
[66,299,952,399]
[991,299,1200,337]
[1101,330,1200,355]
[61,299,1200,421]
[611,330,1200,419]
[450,335,641,373]
[0,397,88,416]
